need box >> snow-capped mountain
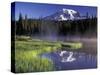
[44,8,85,21]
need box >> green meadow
[15,36,82,73]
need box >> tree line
[12,13,97,37]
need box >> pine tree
[17,13,23,35]
[24,14,28,34]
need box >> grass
[15,50,54,73]
[61,42,82,49]
[14,36,82,73]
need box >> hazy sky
[13,2,97,20]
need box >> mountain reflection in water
[41,50,97,70]
[59,51,76,62]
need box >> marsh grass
[15,50,54,73]
[14,36,82,73]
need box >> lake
[41,50,97,70]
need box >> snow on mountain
[44,8,83,21]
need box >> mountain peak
[44,8,81,21]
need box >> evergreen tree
[17,13,23,35]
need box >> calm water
[41,51,97,70]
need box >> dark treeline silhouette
[12,13,97,38]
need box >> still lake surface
[41,50,97,70]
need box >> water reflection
[59,51,76,62]
[41,50,97,70]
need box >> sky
[12,2,97,20]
